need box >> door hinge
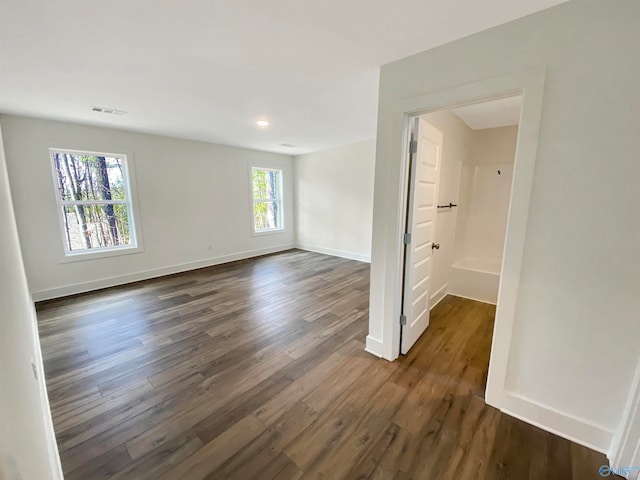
[409,140,417,154]
[403,232,411,245]
[400,314,407,326]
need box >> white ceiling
[452,96,523,130]
[0,0,566,154]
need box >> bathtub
[448,258,501,304]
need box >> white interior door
[400,118,442,355]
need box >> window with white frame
[251,167,283,233]
[50,149,139,255]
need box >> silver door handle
[432,243,440,250]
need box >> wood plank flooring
[36,249,610,479]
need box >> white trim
[32,244,294,301]
[368,68,601,450]
[48,147,145,260]
[446,292,497,306]
[429,283,448,310]
[296,243,371,263]
[485,69,546,407]
[609,354,640,476]
[499,391,614,454]
[369,67,546,377]
[251,226,285,236]
[58,244,144,263]
[29,301,65,480]
[365,335,384,358]
[58,200,127,206]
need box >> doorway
[365,68,546,411]
[400,95,522,358]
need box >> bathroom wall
[454,126,519,269]
[422,112,517,306]
[420,111,473,307]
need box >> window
[50,149,139,257]
[251,167,283,233]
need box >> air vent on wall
[91,105,127,116]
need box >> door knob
[432,243,440,250]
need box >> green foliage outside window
[53,151,133,251]
[252,168,282,231]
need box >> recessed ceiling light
[256,120,270,127]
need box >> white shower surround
[449,260,501,304]
[450,161,516,304]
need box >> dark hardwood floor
[36,249,609,479]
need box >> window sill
[59,245,144,263]
[251,228,285,237]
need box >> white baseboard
[296,243,371,263]
[609,355,640,472]
[32,244,295,301]
[365,335,384,358]
[430,283,448,309]
[424,284,612,455]
[497,391,613,454]
[447,292,497,306]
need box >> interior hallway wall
[0,124,63,480]
[369,0,640,453]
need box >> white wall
[472,125,520,166]
[423,114,518,306]
[420,111,470,306]
[294,140,375,262]
[0,124,63,480]
[0,115,295,300]
[610,355,640,477]
[369,0,639,454]
[456,126,518,266]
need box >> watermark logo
[599,465,640,477]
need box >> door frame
[365,67,546,407]
[609,353,640,475]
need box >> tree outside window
[50,149,138,254]
[251,167,283,233]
